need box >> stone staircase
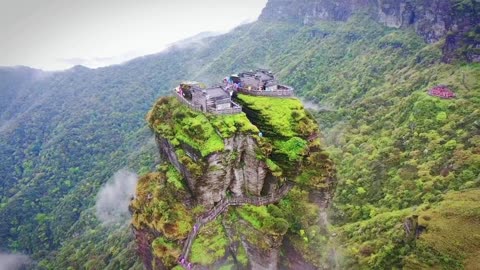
[177,181,295,269]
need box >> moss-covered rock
[130,167,197,269]
[190,219,229,265]
[132,93,336,269]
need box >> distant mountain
[0,0,479,269]
[0,66,46,120]
[260,0,480,62]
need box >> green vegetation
[236,205,289,236]
[1,3,479,269]
[190,220,229,265]
[236,94,316,138]
[337,208,413,269]
[234,94,324,181]
[152,237,182,267]
[129,167,199,268]
[147,97,261,157]
[210,112,259,138]
[336,189,480,269]
[273,137,309,162]
[147,97,225,156]
[288,14,480,268]
[37,209,144,269]
[166,165,186,190]
[405,189,480,269]
[131,169,193,240]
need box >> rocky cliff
[260,0,480,62]
[130,94,335,269]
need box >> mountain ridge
[260,0,480,62]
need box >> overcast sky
[0,0,268,70]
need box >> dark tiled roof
[205,87,229,99]
[235,70,275,88]
[255,71,274,81]
[240,77,261,87]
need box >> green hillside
[0,6,479,270]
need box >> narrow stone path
[177,181,295,269]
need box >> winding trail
[178,181,295,268]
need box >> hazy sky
[0,0,268,70]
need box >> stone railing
[174,92,242,115]
[178,181,295,268]
[237,88,294,97]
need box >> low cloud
[301,99,336,112]
[0,253,32,270]
[59,50,143,69]
[302,100,322,111]
[95,170,138,226]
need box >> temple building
[224,69,294,97]
[175,82,241,114]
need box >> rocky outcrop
[239,220,282,270]
[259,0,371,23]
[132,95,337,269]
[259,0,480,62]
[156,133,267,206]
[133,228,165,270]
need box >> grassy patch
[210,113,259,138]
[273,137,308,161]
[236,94,316,138]
[147,97,265,156]
[174,112,224,157]
[147,97,224,156]
[236,205,289,236]
[190,219,229,265]
[166,165,185,190]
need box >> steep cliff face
[130,94,336,269]
[156,134,267,206]
[260,0,480,62]
[147,97,266,206]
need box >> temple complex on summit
[174,70,294,115]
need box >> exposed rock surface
[157,134,267,206]
[260,0,480,62]
[239,220,282,270]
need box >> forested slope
[0,2,479,269]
